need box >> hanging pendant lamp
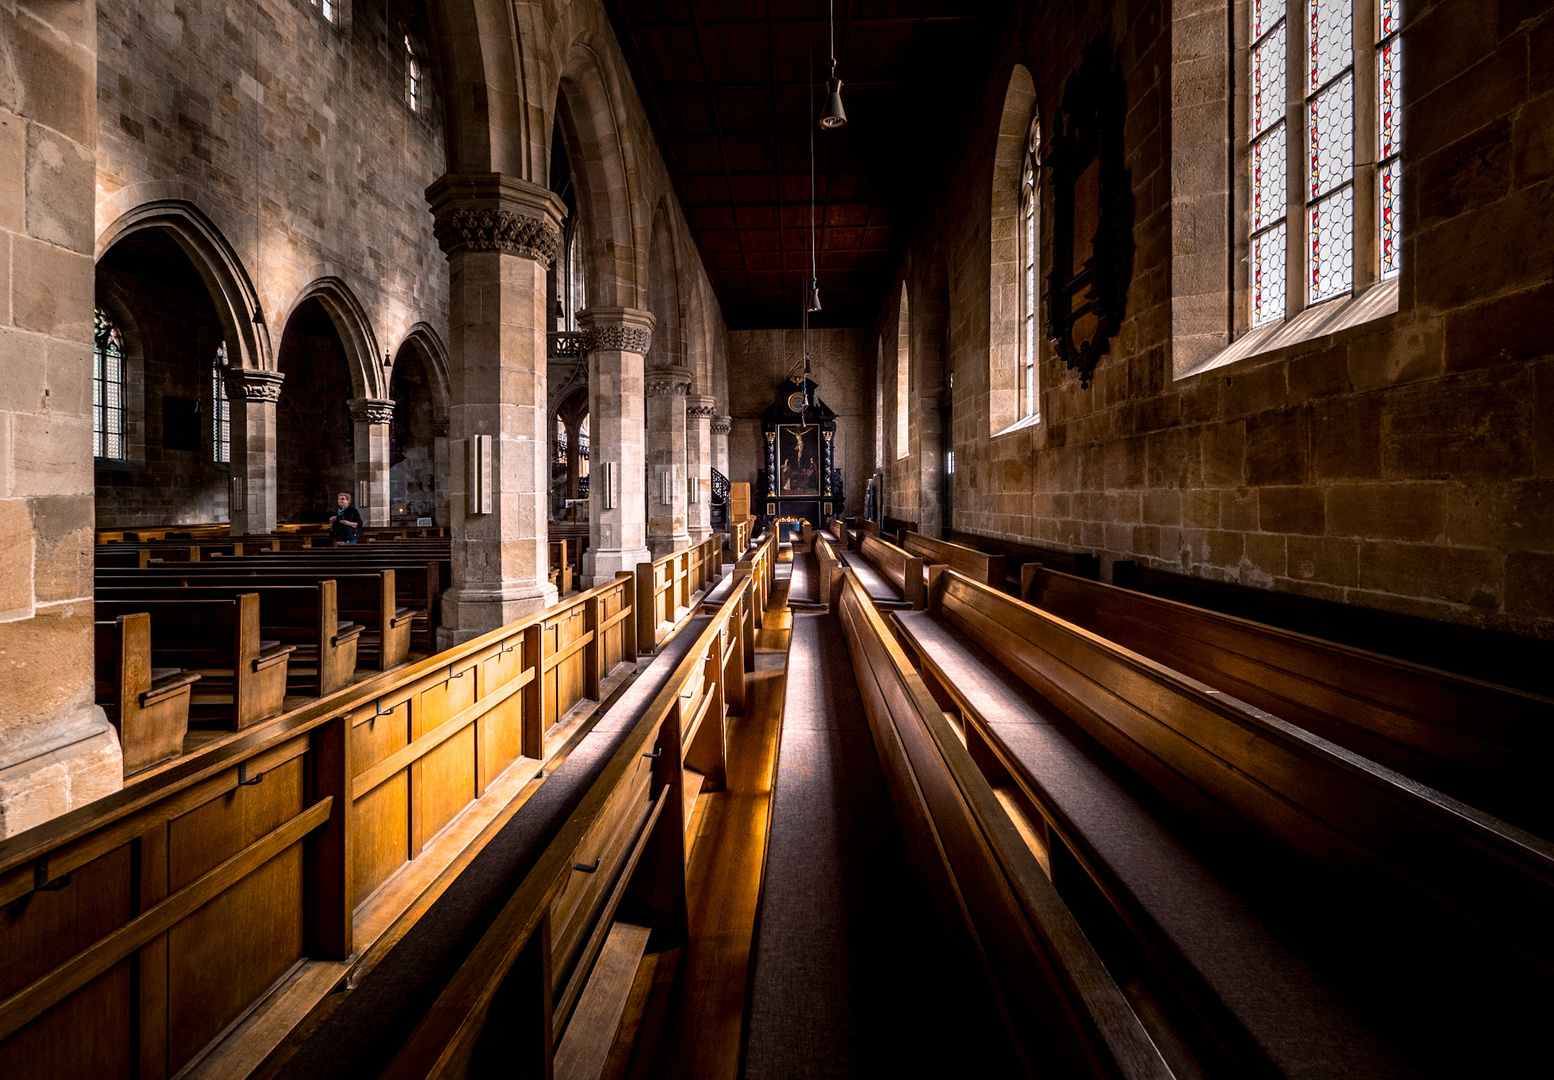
[819,0,846,130]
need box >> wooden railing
[0,573,638,1079]
[836,569,1173,1078]
[635,535,722,652]
[380,574,757,1079]
[736,530,778,625]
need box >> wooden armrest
[141,671,201,706]
[254,644,296,671]
[389,607,415,626]
[333,621,366,645]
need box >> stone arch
[96,199,270,373]
[426,0,534,177]
[645,201,685,369]
[396,322,452,412]
[287,278,384,402]
[554,42,645,310]
[990,64,1037,436]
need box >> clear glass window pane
[1309,72,1354,199]
[1310,186,1355,301]
[1252,124,1287,232]
[1252,223,1287,327]
[1252,21,1288,136]
[1309,0,1354,92]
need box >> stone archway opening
[276,298,357,524]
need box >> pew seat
[850,534,923,609]
[94,613,201,774]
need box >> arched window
[568,228,586,330]
[212,341,230,465]
[405,36,422,112]
[875,337,884,470]
[1248,0,1401,326]
[1019,117,1041,421]
[896,285,909,460]
[310,0,337,24]
[94,308,126,460]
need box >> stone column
[712,414,731,480]
[226,369,284,535]
[0,0,123,836]
[578,308,655,587]
[685,395,716,544]
[427,174,563,643]
[349,398,394,527]
[645,370,692,557]
[432,411,451,526]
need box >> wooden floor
[622,550,795,1080]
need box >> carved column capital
[224,368,285,402]
[645,369,693,398]
[425,173,566,267]
[685,395,719,419]
[577,306,656,356]
[711,415,732,436]
[349,397,396,425]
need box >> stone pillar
[226,369,284,535]
[578,308,655,587]
[712,414,731,480]
[349,398,394,527]
[685,395,716,544]
[564,416,583,501]
[427,174,563,643]
[0,0,123,836]
[645,370,692,557]
[432,411,451,526]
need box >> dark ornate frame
[1045,38,1136,390]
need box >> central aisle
[741,612,1018,1078]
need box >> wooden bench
[94,613,200,774]
[813,532,844,611]
[836,568,1172,1079]
[1022,566,1554,839]
[548,538,575,596]
[882,515,917,543]
[96,581,362,698]
[93,593,294,728]
[635,535,723,653]
[945,529,1100,590]
[851,533,925,609]
[893,569,1554,1077]
[1112,559,1554,695]
[902,529,1005,589]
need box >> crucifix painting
[778,424,821,496]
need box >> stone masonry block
[1245,409,1309,486]
[1505,550,1554,616]
[1328,483,1445,543]
[1288,535,1360,587]
[1357,542,1504,607]
[1258,485,1325,535]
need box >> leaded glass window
[94,308,125,459]
[1246,0,1401,329]
[1377,0,1402,279]
[1018,117,1041,421]
[212,342,230,465]
[311,0,336,23]
[406,37,422,112]
[1249,1,1288,325]
[897,288,909,460]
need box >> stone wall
[727,328,870,519]
[881,0,1554,640]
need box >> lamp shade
[820,77,847,130]
[807,285,822,313]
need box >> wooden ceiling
[602,0,1015,329]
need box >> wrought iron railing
[547,331,587,359]
[711,468,729,504]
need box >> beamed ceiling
[601,0,1017,329]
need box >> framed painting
[778,424,821,496]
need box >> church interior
[3,0,1553,1076]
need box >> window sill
[95,457,140,473]
[1180,277,1399,380]
[991,412,1042,439]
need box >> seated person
[329,492,364,544]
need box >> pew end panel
[95,613,200,775]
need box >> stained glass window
[212,342,230,465]
[1378,0,1403,279]
[94,308,125,459]
[897,288,909,459]
[1249,10,1287,325]
[1019,117,1040,421]
[311,0,335,23]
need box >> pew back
[902,530,1005,588]
[859,534,926,608]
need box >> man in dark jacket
[330,491,364,543]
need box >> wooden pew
[892,569,1554,1076]
[92,593,294,728]
[371,574,755,1080]
[944,529,1100,591]
[1112,559,1554,695]
[902,529,1006,589]
[1022,565,1554,839]
[852,533,925,609]
[0,573,642,1080]
[96,581,362,697]
[836,568,1173,1079]
[813,532,844,612]
[97,569,413,673]
[548,538,574,596]
[94,613,200,775]
[635,535,723,653]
